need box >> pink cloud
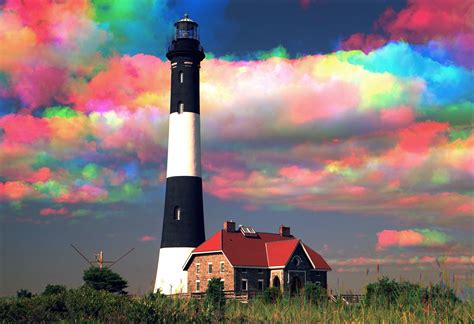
[341,0,473,67]
[139,235,156,242]
[55,185,108,203]
[40,207,69,216]
[0,114,50,144]
[12,64,69,110]
[0,181,34,200]
[341,33,387,53]
[379,106,415,128]
[376,229,424,250]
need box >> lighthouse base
[154,247,194,294]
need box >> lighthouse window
[174,206,181,220]
[179,71,184,83]
[178,102,184,114]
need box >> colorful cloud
[0,0,472,244]
[376,229,452,250]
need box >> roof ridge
[264,242,270,267]
[266,238,299,244]
[301,242,319,269]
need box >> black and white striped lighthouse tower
[154,14,206,294]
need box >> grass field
[1,288,472,322]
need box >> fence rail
[170,291,364,304]
[329,294,365,304]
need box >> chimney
[279,225,291,237]
[224,220,236,232]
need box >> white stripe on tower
[154,247,194,294]
[166,112,201,178]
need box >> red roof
[266,240,299,267]
[185,229,331,271]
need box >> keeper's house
[183,221,331,294]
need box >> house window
[208,263,213,274]
[196,280,200,292]
[196,263,200,274]
[178,102,184,114]
[179,71,184,83]
[174,206,181,220]
[258,269,263,274]
[241,279,248,291]
[220,261,225,273]
[258,279,264,291]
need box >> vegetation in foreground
[1,276,472,323]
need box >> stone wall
[187,253,234,292]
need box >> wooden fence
[329,294,365,304]
[171,291,364,304]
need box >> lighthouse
[154,14,206,294]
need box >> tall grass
[225,294,473,322]
[1,284,472,322]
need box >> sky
[0,0,473,296]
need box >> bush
[304,282,326,304]
[365,277,460,309]
[422,284,459,307]
[42,284,67,296]
[83,266,128,294]
[263,287,282,304]
[205,277,226,316]
[16,289,33,299]
[365,277,401,305]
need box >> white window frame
[220,261,225,273]
[196,263,200,274]
[196,280,200,292]
[241,279,248,291]
[179,71,184,83]
[208,262,213,274]
[178,102,184,114]
[258,279,264,291]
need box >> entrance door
[290,276,302,295]
[272,276,280,289]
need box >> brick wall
[187,253,234,292]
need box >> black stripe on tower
[168,37,204,115]
[169,59,201,114]
[161,176,205,247]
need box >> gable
[285,243,314,270]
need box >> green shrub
[422,283,459,307]
[16,289,33,299]
[205,277,226,317]
[365,277,401,305]
[304,282,326,304]
[263,287,282,303]
[82,266,128,294]
[42,284,67,296]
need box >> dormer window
[179,71,184,83]
[174,206,181,220]
[178,102,184,114]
